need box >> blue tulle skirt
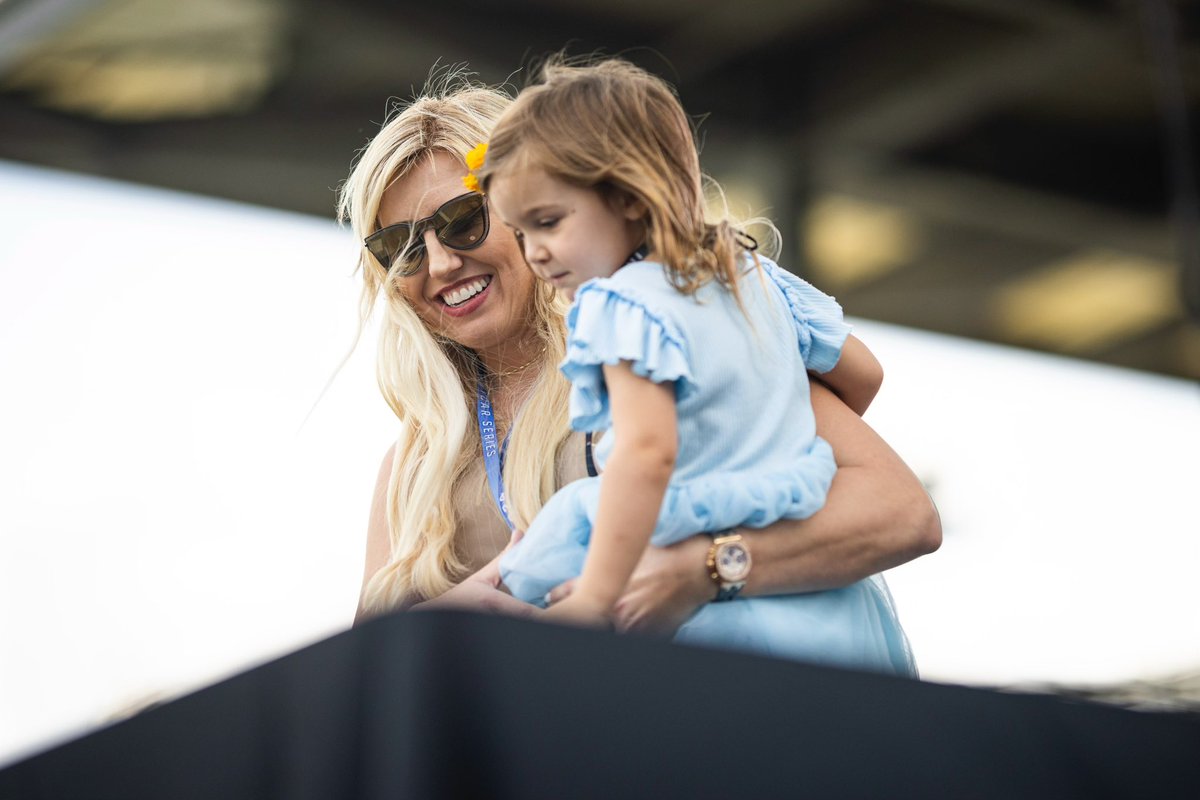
[500,469,917,677]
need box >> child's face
[488,167,644,300]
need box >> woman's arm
[353,444,540,625]
[815,334,884,416]
[353,444,399,625]
[546,362,677,625]
[739,380,939,590]
[599,381,941,635]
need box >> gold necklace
[482,344,548,380]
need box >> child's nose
[523,237,548,266]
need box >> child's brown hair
[478,56,757,300]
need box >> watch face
[715,542,751,582]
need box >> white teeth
[442,277,490,307]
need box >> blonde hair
[478,56,762,301]
[338,75,572,613]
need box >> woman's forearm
[741,464,940,596]
[652,457,939,614]
[623,382,940,625]
[742,382,940,596]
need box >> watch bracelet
[706,528,745,602]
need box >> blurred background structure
[2,0,1199,768]
[1,0,1198,378]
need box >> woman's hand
[547,535,713,637]
[414,530,541,619]
[614,537,712,635]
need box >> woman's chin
[434,307,517,353]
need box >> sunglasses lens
[392,234,426,276]
[364,193,488,276]
[366,226,423,273]
[438,195,488,249]
[364,234,390,268]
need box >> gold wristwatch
[706,530,751,602]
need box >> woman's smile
[375,151,537,354]
[438,275,492,311]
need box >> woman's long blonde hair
[478,57,763,302]
[338,76,572,614]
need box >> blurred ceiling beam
[989,250,1182,354]
[814,0,1198,155]
[656,0,868,82]
[0,0,103,72]
[919,0,1118,30]
[0,0,1192,378]
[1,0,291,120]
[823,153,1174,261]
[283,2,510,104]
[807,24,1123,153]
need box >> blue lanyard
[476,369,513,529]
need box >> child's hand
[550,540,711,636]
[542,593,613,630]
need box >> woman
[340,77,940,636]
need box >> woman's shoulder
[374,441,397,487]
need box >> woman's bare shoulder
[375,441,398,487]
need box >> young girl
[478,58,916,675]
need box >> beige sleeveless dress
[450,431,592,576]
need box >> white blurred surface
[855,319,1200,687]
[1,161,1198,765]
[0,161,396,764]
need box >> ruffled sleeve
[560,281,696,431]
[761,258,851,373]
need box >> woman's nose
[424,229,462,276]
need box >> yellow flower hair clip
[462,143,488,192]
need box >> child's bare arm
[814,334,883,416]
[548,361,677,624]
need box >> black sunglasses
[364,192,490,276]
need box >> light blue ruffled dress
[500,256,916,676]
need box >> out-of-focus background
[1,0,1198,766]
[3,0,1199,376]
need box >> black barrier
[2,610,1198,799]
